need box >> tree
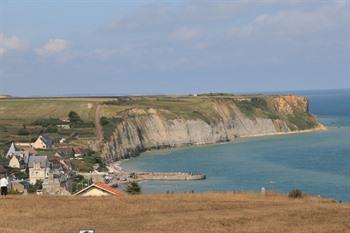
[28,180,43,193]
[124,181,141,195]
[68,111,83,124]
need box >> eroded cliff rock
[100,95,324,161]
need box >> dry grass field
[0,192,349,233]
[0,98,109,153]
[0,98,104,121]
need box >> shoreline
[111,125,327,174]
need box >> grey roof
[6,142,17,158]
[41,135,53,147]
[56,148,72,156]
[28,156,49,168]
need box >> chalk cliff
[100,95,325,161]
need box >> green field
[0,98,102,121]
[0,98,111,156]
[99,94,282,121]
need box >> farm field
[0,98,109,155]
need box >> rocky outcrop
[274,96,309,114]
[101,96,324,162]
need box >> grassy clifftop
[99,94,321,140]
[0,192,347,233]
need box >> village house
[72,147,89,157]
[59,116,70,123]
[6,142,36,159]
[28,156,50,184]
[32,135,53,150]
[6,142,35,169]
[73,182,123,197]
[6,142,18,159]
[9,156,21,169]
[59,138,66,144]
[55,148,73,158]
[42,173,70,195]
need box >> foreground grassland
[1,192,349,233]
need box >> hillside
[99,94,325,161]
[0,193,348,233]
[0,94,325,161]
[0,97,112,156]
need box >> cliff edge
[99,95,325,162]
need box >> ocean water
[122,90,350,201]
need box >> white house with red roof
[73,182,123,197]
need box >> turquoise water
[122,91,350,201]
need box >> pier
[130,172,206,181]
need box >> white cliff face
[101,96,322,161]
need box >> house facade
[6,142,35,168]
[9,156,21,169]
[32,135,53,150]
[28,156,50,184]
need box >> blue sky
[0,0,349,96]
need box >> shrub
[288,189,303,198]
[71,178,91,193]
[32,118,61,127]
[82,154,102,164]
[28,180,43,193]
[15,171,28,180]
[124,182,141,195]
[100,117,110,126]
[45,125,58,133]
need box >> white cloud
[170,27,203,41]
[230,3,350,38]
[0,33,25,56]
[35,39,68,56]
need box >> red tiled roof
[72,147,82,154]
[73,182,124,196]
[94,182,124,196]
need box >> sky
[0,0,349,96]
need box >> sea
[122,89,350,201]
